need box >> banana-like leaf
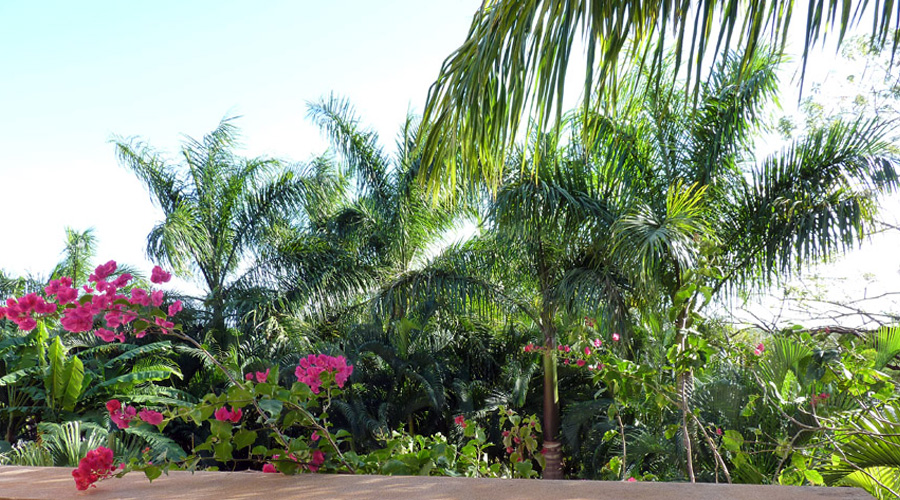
[60,355,85,412]
[44,336,66,410]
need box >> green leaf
[45,336,66,409]
[723,430,744,452]
[144,465,162,481]
[257,399,282,419]
[233,429,258,450]
[804,469,824,485]
[133,320,149,335]
[60,355,84,412]
[214,441,233,461]
[209,420,232,441]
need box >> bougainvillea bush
[1,261,543,490]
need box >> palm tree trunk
[540,309,563,479]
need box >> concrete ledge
[0,466,871,499]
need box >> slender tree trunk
[540,308,563,479]
[675,307,696,483]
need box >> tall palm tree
[114,117,338,347]
[369,125,641,478]
[418,0,900,192]
[587,48,900,480]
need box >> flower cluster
[245,368,270,383]
[811,392,830,407]
[753,343,766,356]
[72,446,118,490]
[266,449,326,473]
[294,354,353,394]
[0,261,182,342]
[214,406,243,423]
[106,399,163,429]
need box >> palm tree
[584,48,900,480]
[113,117,338,347]
[418,0,900,192]
[369,125,641,478]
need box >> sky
[1,2,898,327]
[0,0,481,279]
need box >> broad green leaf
[60,355,84,412]
[233,429,258,450]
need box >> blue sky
[1,1,899,327]
[0,0,480,277]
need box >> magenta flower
[576,359,586,367]
[150,266,172,284]
[107,399,137,429]
[627,477,637,482]
[150,290,164,307]
[584,347,591,356]
[214,406,243,423]
[753,343,765,356]
[89,261,117,283]
[612,333,620,342]
[72,446,116,490]
[138,409,164,426]
[167,300,183,317]
[262,464,278,473]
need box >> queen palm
[378,48,899,479]
[369,124,640,478]
[418,0,900,192]
[588,48,900,480]
[114,117,338,347]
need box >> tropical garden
[3,1,900,498]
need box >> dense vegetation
[3,10,900,499]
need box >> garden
[2,2,900,499]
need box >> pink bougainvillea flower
[753,343,765,356]
[584,347,591,356]
[506,446,514,454]
[150,290,164,307]
[262,464,278,473]
[311,431,320,442]
[130,288,150,306]
[150,266,172,284]
[95,328,125,343]
[167,300,183,317]
[593,338,602,348]
[214,406,243,423]
[627,477,637,482]
[308,449,325,472]
[612,333,620,342]
[563,359,570,365]
[107,400,137,429]
[245,373,253,381]
[524,343,534,353]
[110,273,133,289]
[138,409,164,426]
[72,446,116,490]
[89,261,117,283]
[454,415,466,428]
[254,368,270,383]
[716,427,723,436]
[576,359,586,367]
[294,354,353,394]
